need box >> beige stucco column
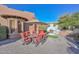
[15,19,18,33]
[21,22,24,32]
[34,23,39,34]
[8,19,11,35]
[36,24,39,34]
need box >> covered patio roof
[0,5,35,21]
[25,19,48,25]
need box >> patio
[0,35,72,54]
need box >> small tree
[58,12,79,30]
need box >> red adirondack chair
[33,30,46,46]
[20,31,32,45]
[38,30,46,38]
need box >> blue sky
[5,4,79,23]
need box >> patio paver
[0,36,73,54]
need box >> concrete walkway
[0,36,72,54]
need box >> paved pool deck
[0,36,73,54]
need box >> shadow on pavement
[67,47,79,54]
[41,37,47,45]
[0,38,20,46]
[66,35,76,44]
[66,34,79,54]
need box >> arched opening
[18,20,22,33]
[1,15,29,34]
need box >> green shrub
[48,35,58,39]
[0,26,8,40]
[39,25,47,32]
